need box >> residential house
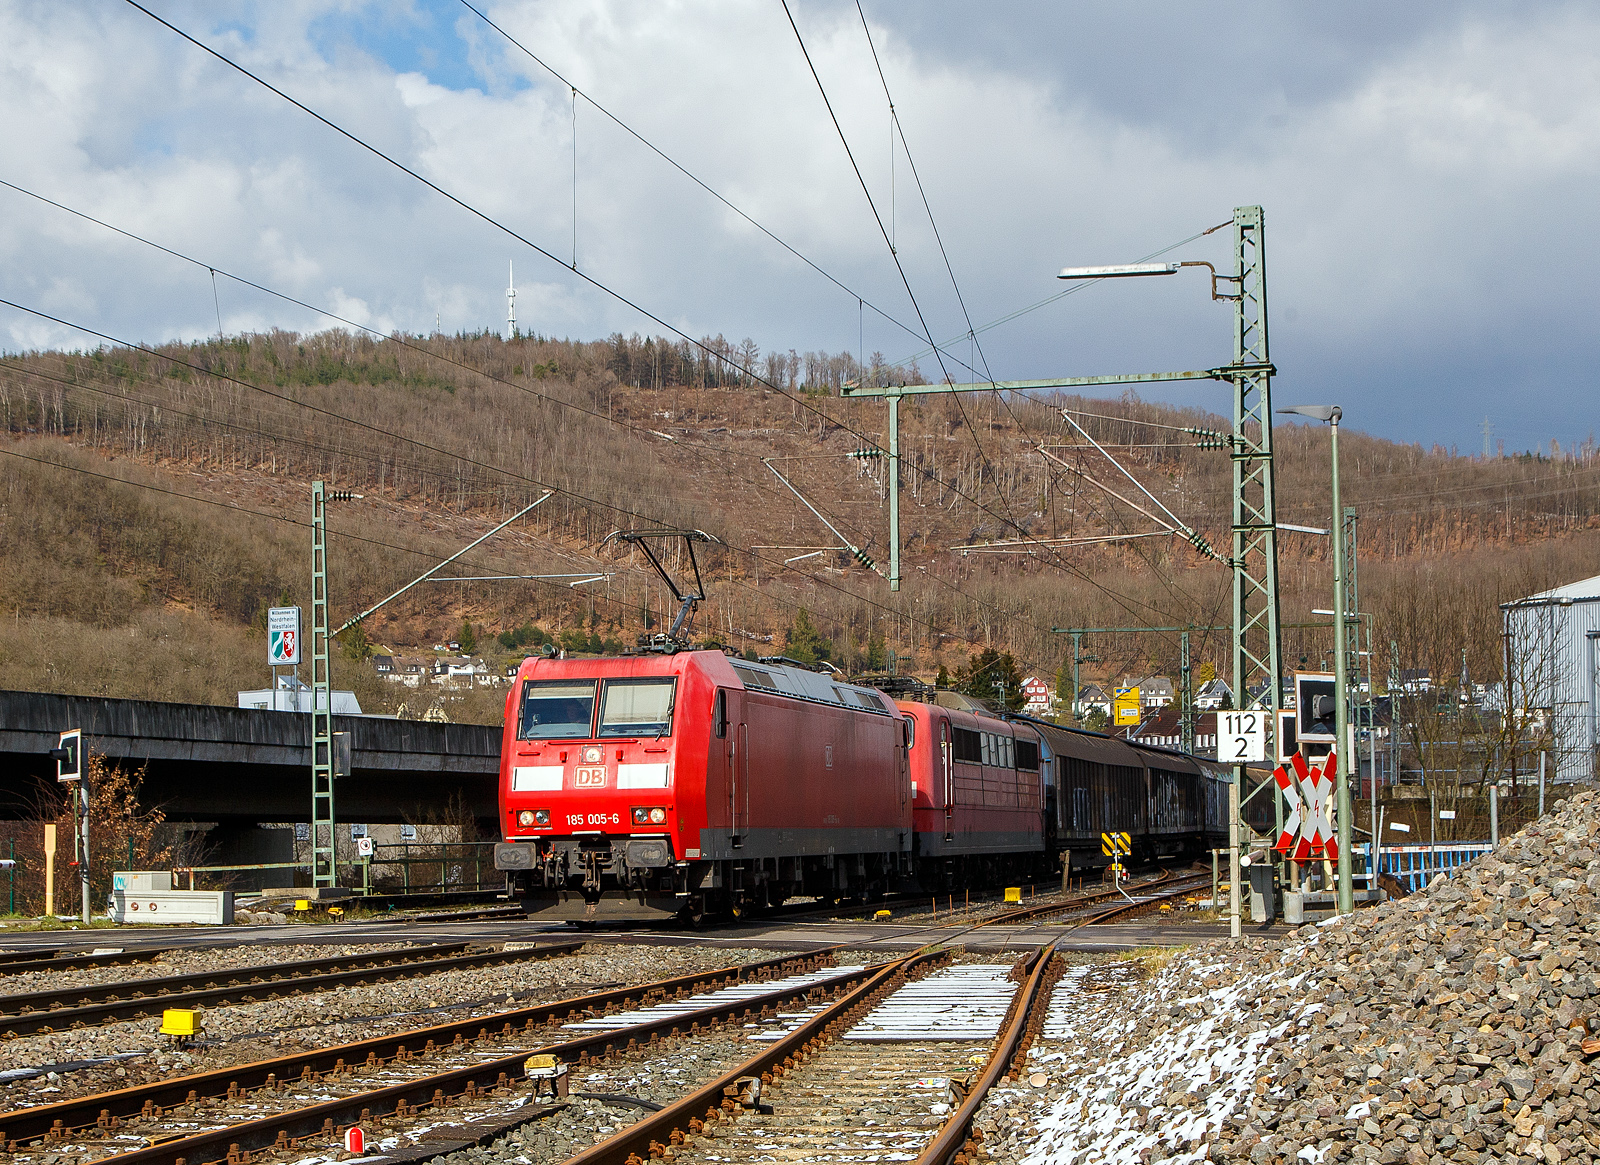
[1127,676,1175,710]
[1194,678,1232,710]
[1075,684,1110,720]
[1020,676,1054,717]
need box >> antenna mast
[506,260,516,337]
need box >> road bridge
[0,690,500,828]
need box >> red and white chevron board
[1273,749,1339,861]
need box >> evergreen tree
[784,608,831,665]
[457,620,477,655]
[959,648,1025,711]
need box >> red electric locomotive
[896,698,1049,887]
[493,650,911,921]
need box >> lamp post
[1281,404,1352,914]
[846,208,1283,943]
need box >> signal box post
[49,729,87,923]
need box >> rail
[563,951,948,1165]
[0,941,581,1038]
[915,948,1060,1165]
[0,949,860,1163]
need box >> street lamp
[1058,263,1180,279]
[1280,404,1353,914]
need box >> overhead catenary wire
[62,14,1191,626]
[853,0,1041,538]
[785,0,1019,537]
[453,0,985,383]
[0,298,1057,664]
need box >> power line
[454,0,986,383]
[0,298,1056,663]
[854,1,1060,542]
[101,6,1189,626]
[783,0,1018,538]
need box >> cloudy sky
[2,0,1596,452]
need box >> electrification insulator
[1187,429,1233,451]
[852,548,878,571]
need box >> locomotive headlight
[517,810,536,827]
[649,807,667,825]
[534,809,550,825]
[631,807,668,826]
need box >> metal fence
[1369,841,1494,893]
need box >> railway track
[0,874,1209,1163]
[559,950,1062,1164]
[560,882,1205,1165]
[0,948,847,1158]
[0,941,583,1038]
[0,948,183,976]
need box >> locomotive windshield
[518,680,597,739]
[598,677,676,737]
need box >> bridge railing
[173,841,501,898]
[363,841,499,896]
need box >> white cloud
[0,0,1597,449]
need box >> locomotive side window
[1015,739,1040,771]
[599,678,677,737]
[952,727,982,763]
[518,681,596,740]
[714,689,729,738]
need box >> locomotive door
[714,688,746,852]
[732,721,749,848]
[940,718,954,842]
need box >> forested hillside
[0,327,1596,721]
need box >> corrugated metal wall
[1503,595,1600,783]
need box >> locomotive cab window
[599,678,677,738]
[518,680,597,740]
[714,689,729,738]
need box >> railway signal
[1101,831,1131,884]
[50,728,82,781]
[47,728,90,922]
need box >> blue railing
[1369,842,1494,893]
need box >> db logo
[573,767,607,788]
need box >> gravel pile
[0,943,786,1108]
[0,941,411,995]
[972,789,1600,1165]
